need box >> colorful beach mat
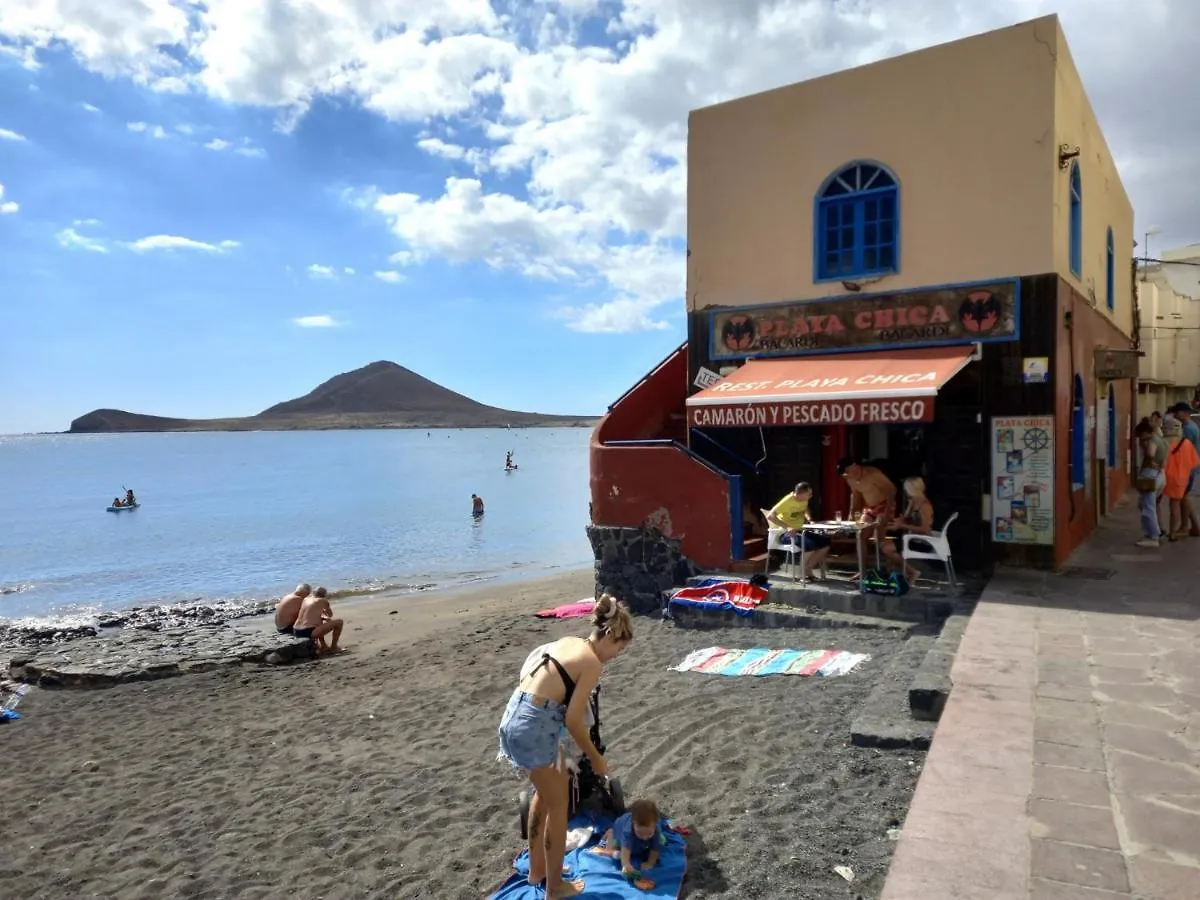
[668,581,767,617]
[534,599,596,620]
[488,813,687,900]
[670,646,870,677]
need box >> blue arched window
[1106,384,1117,468]
[1069,162,1082,277]
[1105,226,1115,311]
[1070,374,1086,489]
[815,162,899,281]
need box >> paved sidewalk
[882,495,1200,900]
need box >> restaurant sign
[708,279,1019,360]
[688,398,934,428]
[1093,347,1140,381]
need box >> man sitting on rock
[274,583,310,635]
[292,587,344,655]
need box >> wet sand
[3,570,923,899]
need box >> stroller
[518,683,626,838]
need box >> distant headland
[67,361,600,433]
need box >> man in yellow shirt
[766,482,831,580]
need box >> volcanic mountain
[68,361,597,433]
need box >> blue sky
[0,44,684,433]
[0,1,1195,434]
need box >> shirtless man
[292,586,344,654]
[837,458,897,577]
[274,583,310,635]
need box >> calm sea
[0,428,593,626]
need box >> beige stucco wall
[1051,18,1135,338]
[687,14,1132,338]
[1136,266,1200,411]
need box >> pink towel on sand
[535,599,596,619]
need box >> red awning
[686,346,976,428]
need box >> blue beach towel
[488,814,687,900]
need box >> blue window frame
[815,162,899,281]
[1070,374,1086,489]
[1105,226,1115,311]
[1069,162,1082,277]
[1106,384,1117,468]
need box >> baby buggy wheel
[518,789,532,840]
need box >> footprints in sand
[2,615,918,899]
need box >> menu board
[991,416,1055,545]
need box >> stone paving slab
[882,495,1200,900]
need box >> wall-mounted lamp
[1058,144,1081,169]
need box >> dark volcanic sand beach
[3,571,924,899]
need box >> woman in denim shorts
[497,594,633,898]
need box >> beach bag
[860,568,910,596]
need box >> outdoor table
[796,520,884,584]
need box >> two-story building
[589,15,1136,605]
[1136,246,1200,418]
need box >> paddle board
[106,503,140,513]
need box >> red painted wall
[591,342,734,568]
[590,442,733,567]
[1054,280,1136,564]
[596,342,688,445]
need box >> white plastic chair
[761,509,801,582]
[902,511,958,588]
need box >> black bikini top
[532,653,577,708]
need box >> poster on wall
[991,415,1055,545]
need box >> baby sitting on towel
[592,798,663,882]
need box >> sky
[1,0,1197,434]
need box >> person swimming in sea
[472,493,485,516]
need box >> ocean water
[0,428,594,625]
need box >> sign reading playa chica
[708,279,1020,360]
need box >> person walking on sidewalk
[1168,402,1200,536]
[1134,418,1168,548]
[1162,417,1200,541]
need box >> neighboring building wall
[1051,19,1135,338]
[686,17,1059,312]
[1136,263,1200,419]
[1135,249,1200,419]
[1054,281,1136,561]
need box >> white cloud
[342,267,355,275]
[293,314,340,328]
[81,103,101,113]
[205,137,265,157]
[175,123,194,135]
[127,235,240,253]
[56,228,107,252]
[5,2,1200,330]
[374,270,406,283]
[73,218,102,227]
[0,183,16,215]
[416,137,485,169]
[0,128,27,142]
[127,121,167,139]
[307,264,336,279]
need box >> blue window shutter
[814,162,900,282]
[1069,163,1082,278]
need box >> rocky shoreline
[0,598,277,654]
[1,600,319,689]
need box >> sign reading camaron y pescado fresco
[708,279,1020,360]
